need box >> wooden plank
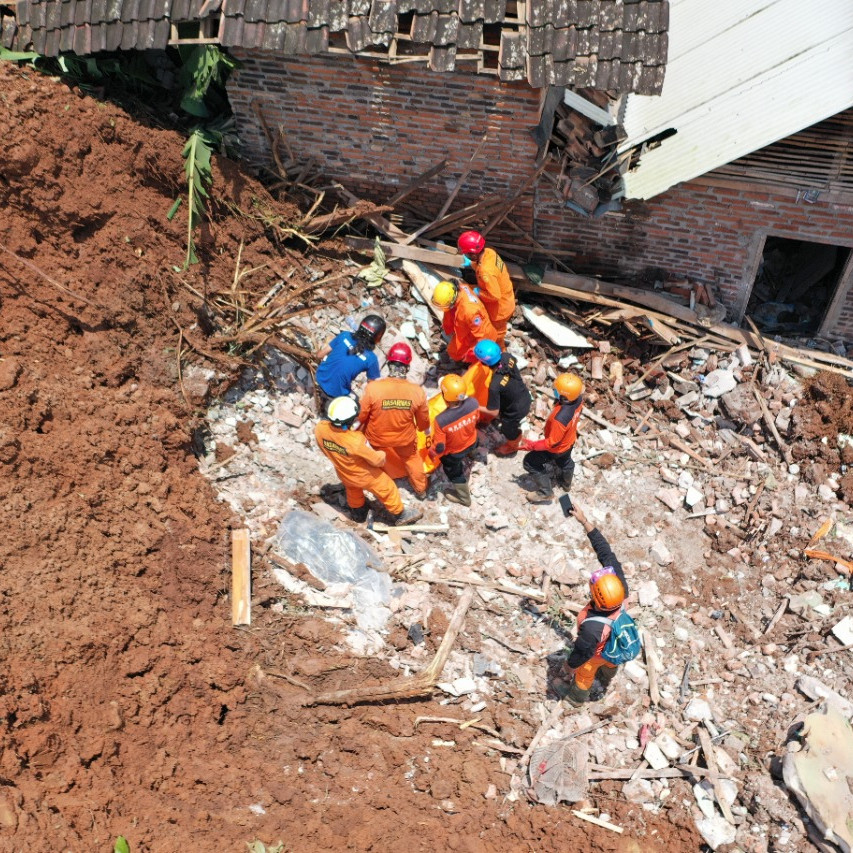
[434,132,488,221]
[371,522,449,533]
[231,528,251,626]
[641,629,660,706]
[698,727,735,824]
[562,88,616,126]
[345,236,460,266]
[571,811,623,834]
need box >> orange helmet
[554,372,583,402]
[590,572,625,611]
[440,374,467,403]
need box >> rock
[0,357,22,391]
[622,777,654,804]
[623,660,647,684]
[484,513,509,531]
[656,488,682,512]
[650,541,673,566]
[655,731,682,760]
[818,483,836,501]
[776,408,792,433]
[676,390,700,409]
[831,615,853,646]
[685,486,704,508]
[473,653,499,677]
[788,590,824,617]
[643,741,669,770]
[694,781,716,820]
[696,815,737,850]
[637,581,660,608]
[721,385,762,425]
[684,698,713,721]
[702,369,738,398]
[675,422,691,439]
[400,320,418,339]
[677,470,695,489]
[659,467,679,485]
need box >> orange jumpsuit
[472,248,515,348]
[359,376,430,494]
[441,283,500,362]
[315,420,403,515]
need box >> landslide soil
[0,64,699,851]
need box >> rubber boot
[526,472,553,504]
[563,679,591,707]
[347,504,369,523]
[391,505,423,526]
[557,463,575,492]
[494,436,522,456]
[445,483,471,507]
[589,665,617,701]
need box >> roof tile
[432,11,457,44]
[304,23,328,49]
[307,0,330,26]
[455,20,480,47]
[30,3,46,30]
[59,23,74,50]
[526,51,546,87]
[244,0,266,21]
[410,10,437,41]
[120,0,139,22]
[550,24,575,61]
[44,25,60,52]
[575,0,595,28]
[108,20,125,48]
[349,0,370,14]
[428,42,456,70]
[171,0,191,17]
[105,0,123,22]
[571,52,597,86]
[598,0,621,31]
[261,19,285,47]
[526,0,546,28]
[482,0,502,23]
[72,22,89,52]
[498,29,523,67]
[576,26,597,54]
[345,14,369,49]
[498,64,525,81]
[435,0,456,14]
[60,2,76,28]
[153,16,169,42]
[45,2,61,30]
[31,24,47,51]
[457,0,483,23]
[369,0,397,33]
[15,3,29,27]
[220,15,242,42]
[526,23,552,56]
[328,0,347,29]
[120,17,137,47]
[598,29,618,59]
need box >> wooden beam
[345,237,460,266]
[434,133,488,221]
[386,160,448,208]
[231,528,251,626]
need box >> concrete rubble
[198,273,853,851]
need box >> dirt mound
[0,63,700,850]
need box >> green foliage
[0,47,40,61]
[177,127,216,270]
[358,237,389,289]
[114,837,131,853]
[177,45,240,118]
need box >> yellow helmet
[554,372,583,402]
[440,374,467,403]
[431,280,459,311]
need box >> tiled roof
[6,0,669,93]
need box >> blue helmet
[473,339,502,366]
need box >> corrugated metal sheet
[619,0,853,200]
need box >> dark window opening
[746,236,851,335]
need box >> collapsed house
[5,0,853,342]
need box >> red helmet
[458,231,486,256]
[387,342,412,365]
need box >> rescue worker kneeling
[431,279,499,364]
[552,503,634,707]
[472,339,531,456]
[315,396,423,526]
[358,342,430,499]
[429,375,480,507]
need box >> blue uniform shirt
[315,332,381,397]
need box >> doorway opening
[745,236,850,335]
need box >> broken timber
[231,528,251,626]
[343,229,853,377]
[307,586,475,706]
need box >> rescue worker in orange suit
[457,230,515,349]
[472,339,531,457]
[552,503,629,706]
[431,279,499,364]
[429,374,480,507]
[315,396,423,526]
[358,342,430,499]
[520,372,584,503]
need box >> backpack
[585,610,642,665]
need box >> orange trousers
[343,472,403,515]
[492,320,507,350]
[573,656,617,690]
[379,442,428,494]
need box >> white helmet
[327,396,358,428]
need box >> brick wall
[226,52,853,343]
[534,179,853,341]
[227,51,541,231]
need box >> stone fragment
[702,369,737,398]
[655,730,682,760]
[623,660,647,684]
[684,698,713,721]
[643,741,669,770]
[685,486,704,508]
[695,815,737,850]
[637,580,660,607]
[622,777,654,804]
[721,385,762,425]
[650,541,673,566]
[677,470,694,489]
[656,488,682,512]
[818,483,836,501]
[831,615,853,646]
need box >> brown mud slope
[0,64,699,851]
